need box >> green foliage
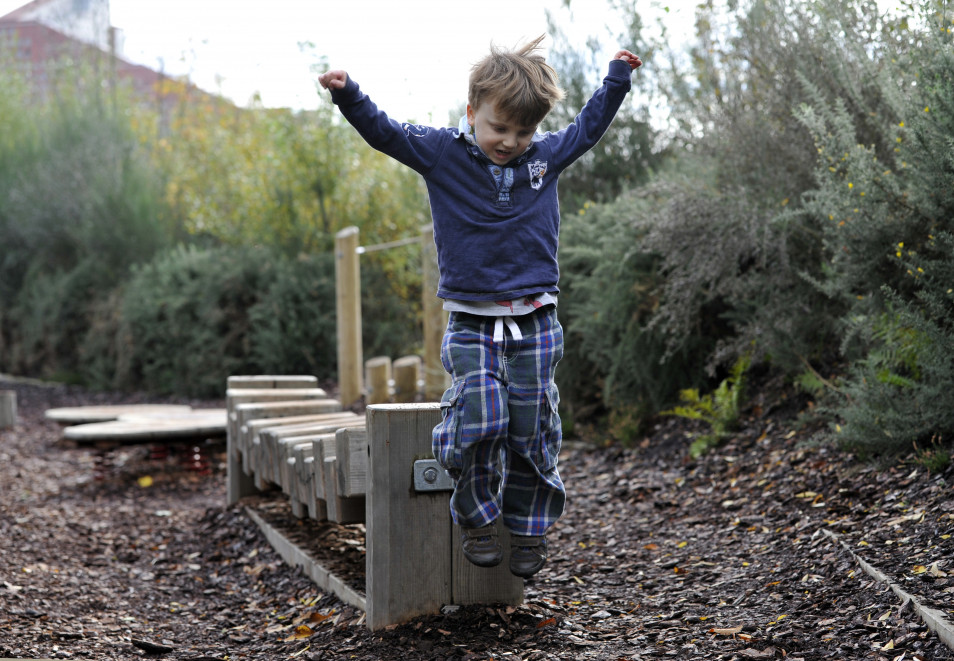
[559,0,954,454]
[831,236,954,454]
[545,4,663,212]
[558,189,715,423]
[793,5,954,455]
[663,356,750,457]
[118,246,338,397]
[911,437,951,474]
[0,53,175,379]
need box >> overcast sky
[1,0,705,121]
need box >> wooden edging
[821,528,954,651]
[244,506,366,613]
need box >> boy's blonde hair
[468,34,564,128]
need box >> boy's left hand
[614,50,642,70]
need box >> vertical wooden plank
[421,225,449,401]
[335,428,368,497]
[226,388,332,501]
[392,355,421,403]
[365,356,392,405]
[336,227,363,408]
[366,403,450,630]
[0,390,17,429]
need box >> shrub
[663,355,750,457]
[796,7,954,454]
[118,245,338,397]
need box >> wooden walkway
[225,375,524,630]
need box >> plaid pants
[432,307,565,537]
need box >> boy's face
[466,101,537,166]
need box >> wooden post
[365,356,392,405]
[0,390,16,429]
[336,227,363,408]
[421,225,449,402]
[392,355,421,403]
[365,403,522,630]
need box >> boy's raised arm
[318,70,349,90]
[613,49,642,71]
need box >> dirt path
[1,378,951,660]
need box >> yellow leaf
[882,639,895,650]
[677,541,688,548]
[137,475,154,488]
[572,576,584,585]
[285,625,314,641]
[796,491,818,499]
[912,565,928,574]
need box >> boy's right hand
[319,70,348,90]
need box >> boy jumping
[319,35,641,578]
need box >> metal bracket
[413,459,454,492]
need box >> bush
[796,7,954,454]
[558,185,715,424]
[118,245,338,397]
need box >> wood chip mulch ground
[1,376,951,661]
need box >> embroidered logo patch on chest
[528,160,548,190]
[403,123,429,138]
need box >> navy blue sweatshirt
[329,58,633,301]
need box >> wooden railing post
[336,227,363,408]
[392,355,421,403]
[0,390,16,429]
[365,403,523,630]
[421,225,449,401]
[365,356,392,405]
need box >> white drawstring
[493,316,524,342]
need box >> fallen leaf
[912,565,927,575]
[537,617,557,629]
[644,543,659,551]
[710,626,743,635]
[309,611,333,624]
[285,624,313,641]
[137,475,154,488]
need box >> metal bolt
[422,467,439,484]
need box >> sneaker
[509,534,547,578]
[460,523,503,568]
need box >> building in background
[0,0,222,127]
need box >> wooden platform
[62,409,227,444]
[45,404,194,425]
